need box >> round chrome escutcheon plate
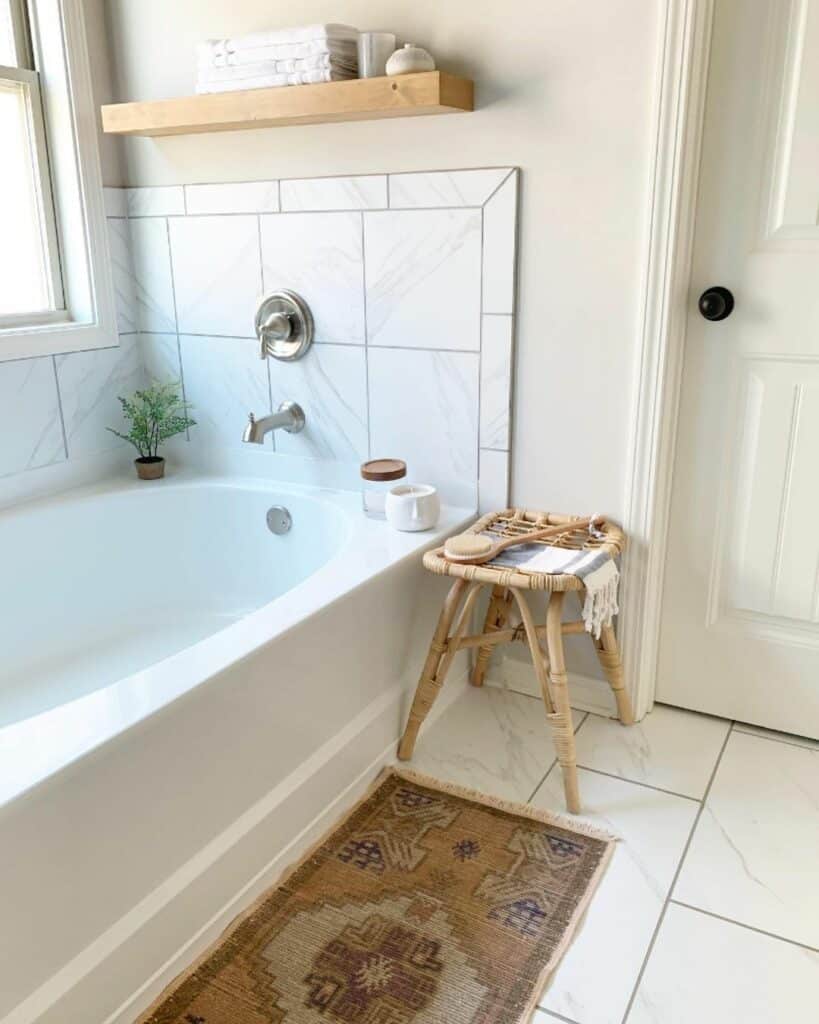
[255,290,314,361]
[266,505,293,535]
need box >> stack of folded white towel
[196,23,359,94]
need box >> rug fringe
[389,765,620,844]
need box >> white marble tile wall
[0,187,143,481]
[118,167,519,508]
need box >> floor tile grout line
[617,721,735,1024]
[732,725,818,752]
[527,760,557,804]
[526,714,588,803]
[669,899,819,954]
[536,1010,582,1024]
[572,712,591,739]
[572,765,701,804]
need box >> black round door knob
[698,286,734,321]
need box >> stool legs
[545,592,581,814]
[512,590,579,812]
[399,573,630,813]
[472,585,511,687]
[398,578,468,761]
[594,622,635,725]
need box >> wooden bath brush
[443,516,603,565]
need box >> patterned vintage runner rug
[140,768,614,1024]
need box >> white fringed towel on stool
[489,542,620,639]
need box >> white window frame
[0,0,116,361]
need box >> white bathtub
[0,469,472,1023]
[2,478,349,730]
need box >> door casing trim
[620,0,715,718]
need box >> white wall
[102,0,662,518]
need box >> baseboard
[10,667,469,1024]
[484,653,618,718]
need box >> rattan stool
[397,509,635,813]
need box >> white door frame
[620,0,716,718]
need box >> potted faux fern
[108,380,195,479]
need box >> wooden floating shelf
[100,71,473,137]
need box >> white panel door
[658,0,819,737]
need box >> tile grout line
[527,714,589,803]
[572,764,701,804]
[50,354,69,461]
[537,1010,582,1024]
[256,214,276,451]
[669,899,819,954]
[139,332,483,356]
[122,167,514,190]
[616,721,736,1024]
[527,759,557,804]
[360,211,372,459]
[481,167,515,209]
[732,725,818,752]
[127,204,485,219]
[162,218,188,442]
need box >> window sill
[0,316,119,362]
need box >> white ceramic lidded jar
[360,458,407,518]
[385,43,436,76]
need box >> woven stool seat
[398,507,634,814]
[423,508,625,592]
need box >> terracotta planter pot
[135,456,165,480]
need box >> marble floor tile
[532,768,699,1024]
[574,704,730,798]
[626,903,819,1023]
[674,730,819,948]
[409,685,583,804]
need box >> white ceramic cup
[385,484,440,532]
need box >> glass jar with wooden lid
[360,459,407,518]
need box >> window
[0,0,63,324]
[0,0,116,360]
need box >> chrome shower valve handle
[255,291,313,361]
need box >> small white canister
[385,484,440,532]
[385,43,436,76]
